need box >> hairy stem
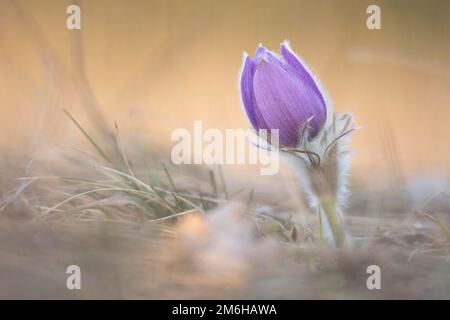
[319,195,344,246]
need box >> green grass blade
[62,108,112,163]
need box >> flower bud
[240,42,327,147]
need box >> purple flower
[240,42,327,147]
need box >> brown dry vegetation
[0,0,450,299]
[0,139,449,299]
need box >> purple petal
[254,45,267,61]
[280,43,326,107]
[253,60,327,146]
[240,55,267,129]
[254,45,285,69]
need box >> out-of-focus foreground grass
[0,114,449,299]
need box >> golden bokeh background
[0,0,449,181]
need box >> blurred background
[1,0,450,300]
[0,0,449,184]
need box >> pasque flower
[240,41,358,246]
[240,42,327,147]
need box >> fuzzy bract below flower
[240,42,327,147]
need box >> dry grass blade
[95,165,205,213]
[149,209,204,224]
[217,165,229,200]
[425,213,450,242]
[0,177,37,213]
[41,187,133,217]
